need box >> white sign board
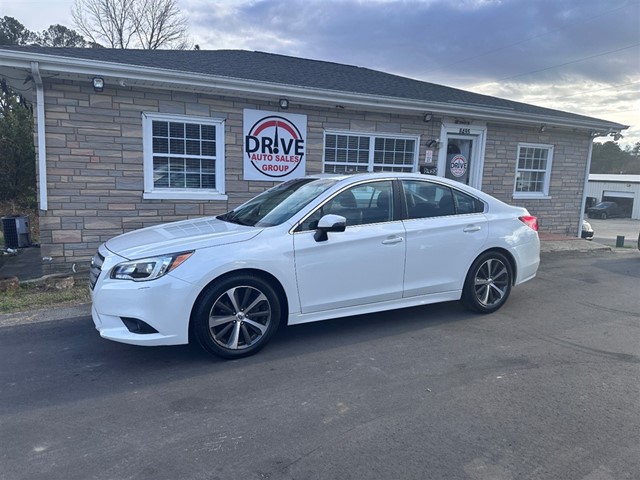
[425,149,434,164]
[243,109,307,181]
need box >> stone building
[0,46,627,273]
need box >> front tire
[192,274,282,359]
[601,212,608,219]
[461,252,513,313]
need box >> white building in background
[587,174,640,219]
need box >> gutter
[30,62,47,211]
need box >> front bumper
[91,258,197,346]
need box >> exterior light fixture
[92,77,104,92]
[426,139,438,148]
[539,124,546,132]
[423,112,433,122]
[279,98,289,109]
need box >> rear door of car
[400,179,488,297]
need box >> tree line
[591,141,640,175]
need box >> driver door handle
[463,225,482,233]
[382,236,404,245]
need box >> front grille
[89,251,105,290]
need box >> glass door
[444,136,473,185]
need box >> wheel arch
[473,247,518,286]
[188,268,290,343]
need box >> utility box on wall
[2,216,31,248]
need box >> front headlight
[111,251,194,282]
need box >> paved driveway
[588,218,640,247]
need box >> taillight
[519,215,539,231]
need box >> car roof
[305,172,483,192]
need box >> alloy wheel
[472,258,510,308]
[208,286,272,351]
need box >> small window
[514,143,553,198]
[143,113,226,200]
[324,132,418,173]
[452,189,485,214]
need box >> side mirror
[314,214,346,242]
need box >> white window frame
[323,130,420,173]
[142,112,227,200]
[513,143,554,199]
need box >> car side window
[403,180,454,219]
[297,180,394,231]
[402,180,484,219]
[452,189,485,214]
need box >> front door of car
[401,179,488,296]
[293,180,406,314]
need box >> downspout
[578,136,596,237]
[30,62,47,211]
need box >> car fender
[169,227,302,319]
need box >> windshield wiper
[217,213,252,226]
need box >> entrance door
[437,123,487,190]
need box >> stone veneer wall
[36,79,591,273]
[481,122,591,235]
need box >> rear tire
[461,252,513,313]
[192,274,282,359]
[601,212,608,220]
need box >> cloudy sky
[2,0,639,146]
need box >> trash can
[2,215,31,249]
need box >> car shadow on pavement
[0,301,476,414]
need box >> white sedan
[90,173,540,359]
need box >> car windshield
[594,202,614,208]
[218,177,339,227]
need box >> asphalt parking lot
[587,217,640,248]
[1,249,639,480]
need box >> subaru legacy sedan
[90,173,540,359]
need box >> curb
[0,303,92,328]
[539,240,612,254]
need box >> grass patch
[0,281,91,314]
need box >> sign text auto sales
[243,109,307,181]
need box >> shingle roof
[0,45,626,128]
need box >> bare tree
[133,0,190,49]
[72,0,189,49]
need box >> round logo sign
[449,154,468,178]
[244,115,305,178]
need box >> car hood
[105,216,262,259]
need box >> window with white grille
[514,143,553,198]
[142,113,226,200]
[324,131,418,174]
